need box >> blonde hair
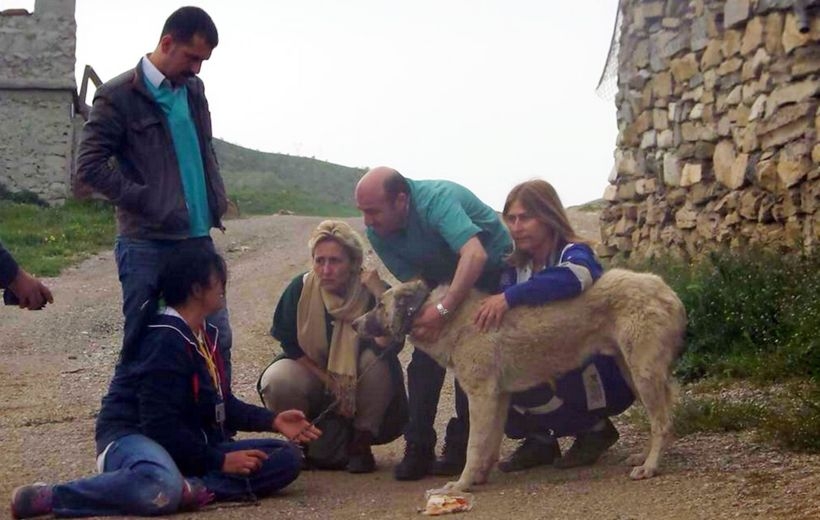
[503,179,585,268]
[308,220,365,271]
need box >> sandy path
[0,213,817,519]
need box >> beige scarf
[297,271,371,417]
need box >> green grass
[613,248,820,453]
[230,188,359,217]
[0,199,115,277]
[616,248,820,383]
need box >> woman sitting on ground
[257,220,407,473]
[474,179,635,472]
[10,245,320,519]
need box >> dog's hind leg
[627,370,675,480]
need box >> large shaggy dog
[352,268,687,492]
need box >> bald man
[355,167,512,481]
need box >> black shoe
[394,442,434,481]
[430,418,467,476]
[498,435,561,473]
[430,442,466,476]
[554,418,619,469]
[347,430,376,474]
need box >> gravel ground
[1,212,818,519]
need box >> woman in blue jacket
[11,245,320,519]
[474,179,635,473]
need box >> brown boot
[347,429,376,473]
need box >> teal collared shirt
[366,179,512,284]
[141,57,210,238]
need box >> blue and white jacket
[500,242,603,307]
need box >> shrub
[616,248,820,383]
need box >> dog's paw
[629,464,657,480]
[624,453,646,466]
[426,482,460,496]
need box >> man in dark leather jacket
[76,7,231,367]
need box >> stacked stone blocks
[602,0,820,259]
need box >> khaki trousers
[258,349,393,435]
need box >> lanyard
[194,329,223,400]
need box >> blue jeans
[114,236,232,381]
[52,434,302,517]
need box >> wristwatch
[435,302,450,317]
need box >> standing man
[355,167,512,480]
[77,7,230,364]
[1,241,53,310]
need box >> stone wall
[601,0,820,259]
[0,0,78,204]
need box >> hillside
[213,139,365,216]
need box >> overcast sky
[66,0,619,210]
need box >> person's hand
[222,449,268,475]
[8,269,53,310]
[410,303,446,343]
[474,294,509,332]
[274,409,321,443]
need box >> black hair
[161,6,219,48]
[158,244,227,307]
[383,170,409,203]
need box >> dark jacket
[96,311,275,476]
[77,59,228,240]
[0,242,19,288]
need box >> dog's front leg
[438,391,509,493]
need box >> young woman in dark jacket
[10,246,319,519]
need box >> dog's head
[352,279,431,339]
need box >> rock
[700,39,723,69]
[791,46,820,77]
[764,11,784,54]
[723,29,743,57]
[640,130,657,149]
[765,79,820,118]
[739,189,765,220]
[740,16,763,55]
[714,140,736,188]
[603,184,618,202]
[749,94,768,121]
[670,53,700,82]
[729,153,750,190]
[653,108,669,130]
[681,163,703,187]
[782,12,811,54]
[675,205,698,229]
[664,153,682,186]
[636,177,658,195]
[777,143,812,188]
[658,129,675,148]
[653,71,673,99]
[724,0,750,29]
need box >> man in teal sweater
[355,167,512,480]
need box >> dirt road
[1,213,818,519]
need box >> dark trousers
[404,267,501,449]
[404,348,469,448]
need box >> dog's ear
[360,268,388,298]
[395,280,431,336]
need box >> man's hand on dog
[411,303,445,342]
[474,293,509,332]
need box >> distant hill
[213,139,365,217]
